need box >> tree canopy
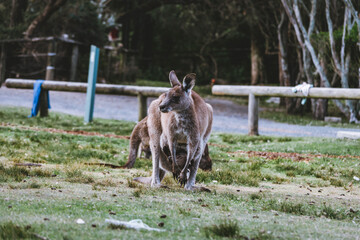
[0,0,359,121]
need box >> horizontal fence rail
[5,78,169,121]
[212,85,360,100]
[5,79,169,97]
[212,85,360,135]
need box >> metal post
[84,45,100,123]
[138,93,147,121]
[248,93,259,135]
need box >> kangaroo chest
[171,113,192,143]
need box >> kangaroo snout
[159,105,170,113]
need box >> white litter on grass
[105,219,165,232]
[353,176,360,181]
[76,218,85,224]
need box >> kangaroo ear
[182,73,196,92]
[169,70,181,87]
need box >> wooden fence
[5,78,169,121]
[6,79,360,134]
[212,85,360,135]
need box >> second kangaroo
[122,116,212,174]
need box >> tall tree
[281,0,359,122]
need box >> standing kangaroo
[147,70,213,190]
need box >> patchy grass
[260,197,360,221]
[1,109,360,239]
[0,165,30,182]
[9,181,42,189]
[0,106,135,135]
[204,219,239,238]
[0,222,38,240]
[0,164,53,183]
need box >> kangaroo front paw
[178,171,187,186]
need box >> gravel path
[1,86,359,138]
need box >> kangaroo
[122,116,212,173]
[121,117,151,169]
[147,70,213,190]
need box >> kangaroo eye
[172,96,180,103]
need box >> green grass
[260,105,360,129]
[1,106,360,239]
[0,164,52,182]
[0,106,135,135]
[204,219,239,238]
[0,222,38,240]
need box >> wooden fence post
[248,93,259,135]
[84,45,100,123]
[137,93,147,121]
[40,40,57,117]
[70,45,79,82]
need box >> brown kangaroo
[121,117,151,169]
[147,70,213,190]
[121,116,212,173]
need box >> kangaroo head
[159,70,196,113]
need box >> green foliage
[136,2,250,84]
[0,1,106,45]
[312,23,359,87]
[49,1,107,46]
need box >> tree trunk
[24,0,67,38]
[313,57,328,120]
[251,30,266,85]
[282,0,350,120]
[277,11,293,110]
[10,0,28,27]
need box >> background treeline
[0,0,359,121]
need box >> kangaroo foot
[133,176,152,185]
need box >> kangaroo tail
[121,129,142,169]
